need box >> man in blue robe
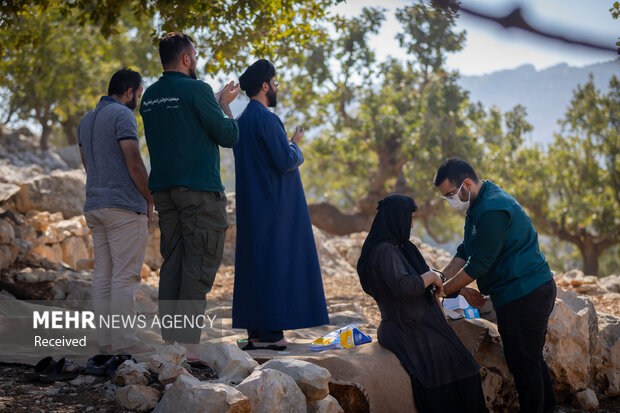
[233,59,329,344]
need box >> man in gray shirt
[78,68,152,354]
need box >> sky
[333,0,618,75]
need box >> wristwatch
[431,268,447,283]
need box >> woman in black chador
[357,194,488,413]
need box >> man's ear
[125,87,134,99]
[261,81,270,92]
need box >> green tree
[0,5,160,149]
[1,0,341,73]
[490,76,620,275]
[281,1,482,238]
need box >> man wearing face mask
[433,158,556,413]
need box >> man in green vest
[433,158,556,413]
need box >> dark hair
[433,158,479,187]
[107,68,142,96]
[159,32,195,68]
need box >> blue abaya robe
[232,100,329,331]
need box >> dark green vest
[463,181,552,308]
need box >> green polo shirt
[140,71,239,192]
[456,181,553,308]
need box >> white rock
[600,274,620,293]
[200,343,258,384]
[115,384,160,412]
[153,375,250,413]
[158,363,193,386]
[159,343,187,365]
[308,395,344,413]
[147,354,167,374]
[572,388,599,410]
[258,358,330,401]
[13,170,86,218]
[545,288,598,397]
[110,360,150,386]
[237,369,306,413]
[594,313,620,397]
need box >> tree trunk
[579,238,600,276]
[61,115,80,146]
[40,122,51,151]
[308,202,373,235]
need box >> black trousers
[496,280,557,413]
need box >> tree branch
[433,1,618,54]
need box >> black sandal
[24,356,57,381]
[40,358,84,382]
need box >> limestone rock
[0,242,18,271]
[111,360,150,386]
[115,384,160,412]
[572,388,599,410]
[0,219,15,244]
[13,170,86,218]
[76,258,95,272]
[25,210,63,232]
[600,274,620,293]
[61,236,90,270]
[153,375,250,413]
[327,302,363,314]
[147,354,167,375]
[594,313,620,396]
[545,288,598,399]
[0,183,20,204]
[308,395,344,413]
[237,369,306,413]
[158,363,193,386]
[200,343,258,384]
[159,343,187,365]
[144,215,163,269]
[54,145,83,169]
[32,242,63,263]
[141,263,152,280]
[258,358,330,401]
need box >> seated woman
[357,194,488,413]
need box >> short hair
[433,158,479,187]
[107,68,142,96]
[159,32,195,68]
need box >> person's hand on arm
[290,126,304,144]
[119,140,153,228]
[215,81,240,119]
[420,270,444,296]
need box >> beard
[126,92,138,110]
[189,65,198,80]
[266,85,277,107]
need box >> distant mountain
[457,60,619,145]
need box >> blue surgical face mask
[444,182,470,211]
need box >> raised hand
[215,81,240,105]
[290,126,304,143]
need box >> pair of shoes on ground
[26,354,136,382]
[85,354,136,376]
[25,357,84,382]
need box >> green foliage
[283,1,482,240]
[489,76,620,275]
[0,0,341,74]
[0,5,159,149]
